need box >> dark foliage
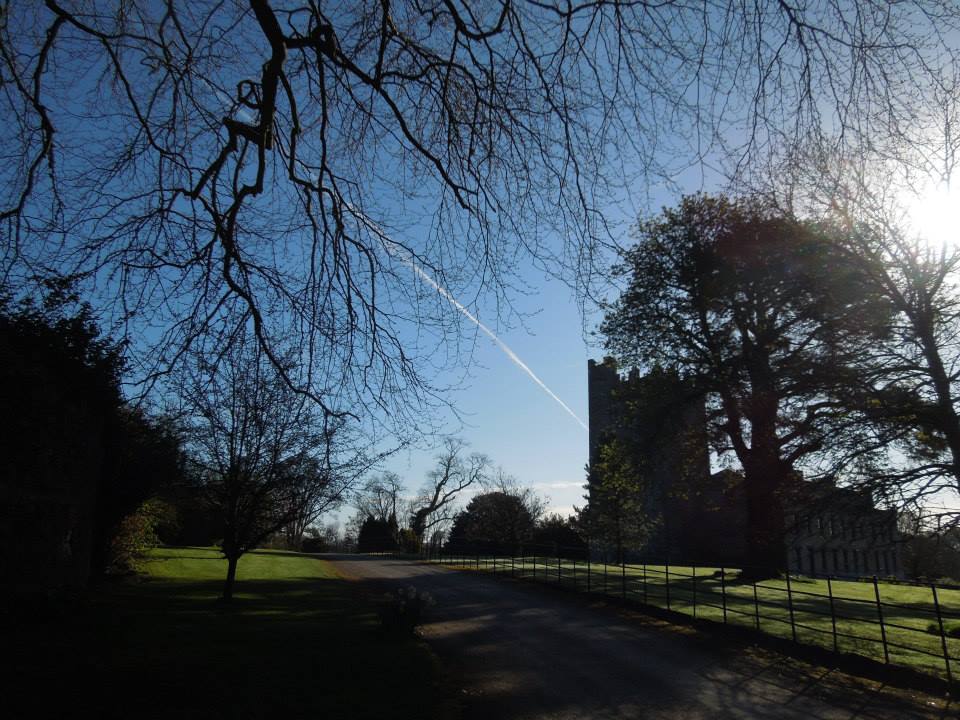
[601,195,889,574]
[96,409,185,574]
[378,586,434,637]
[300,536,328,554]
[0,290,121,592]
[447,491,536,555]
[159,483,222,547]
[0,288,186,589]
[531,515,588,560]
[357,515,399,553]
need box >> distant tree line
[348,449,586,560]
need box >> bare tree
[769,149,960,526]
[2,1,957,434]
[830,196,960,523]
[490,469,548,525]
[180,336,359,600]
[409,437,489,543]
[354,471,405,524]
[280,441,383,549]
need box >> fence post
[753,582,760,630]
[873,576,890,664]
[932,584,953,685]
[642,561,648,604]
[604,560,608,595]
[557,553,561,584]
[720,567,727,624]
[665,562,671,611]
[827,576,838,653]
[621,558,626,601]
[511,552,515,578]
[587,555,591,593]
[785,572,797,643]
[572,558,577,590]
[692,564,698,618]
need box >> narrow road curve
[329,555,955,720]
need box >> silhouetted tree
[767,154,960,525]
[601,195,888,575]
[531,514,587,560]
[96,408,185,574]
[356,515,399,553]
[0,287,124,592]
[354,472,406,525]
[897,511,960,581]
[279,438,379,550]
[447,491,537,555]
[180,337,355,600]
[0,285,186,587]
[4,2,955,440]
[409,438,489,545]
[828,202,960,522]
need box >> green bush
[107,498,177,573]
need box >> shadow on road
[332,556,956,720]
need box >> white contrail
[352,208,589,432]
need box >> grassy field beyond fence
[426,548,960,683]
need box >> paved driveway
[329,555,956,720]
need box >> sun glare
[903,181,960,250]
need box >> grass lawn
[9,547,454,719]
[433,553,960,682]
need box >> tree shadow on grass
[7,572,447,719]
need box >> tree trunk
[916,319,960,485]
[742,474,786,578]
[740,351,788,579]
[222,554,240,601]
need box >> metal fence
[416,542,960,685]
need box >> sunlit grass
[434,553,960,682]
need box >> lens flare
[903,181,960,249]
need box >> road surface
[330,555,955,720]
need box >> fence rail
[413,543,960,684]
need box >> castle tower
[586,359,732,562]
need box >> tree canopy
[601,194,889,572]
[447,490,538,554]
[3,1,958,435]
[179,338,361,599]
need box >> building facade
[784,479,901,578]
[587,358,904,577]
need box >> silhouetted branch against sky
[772,150,960,515]
[2,0,958,436]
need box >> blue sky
[347,177,703,525]
[377,270,599,519]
